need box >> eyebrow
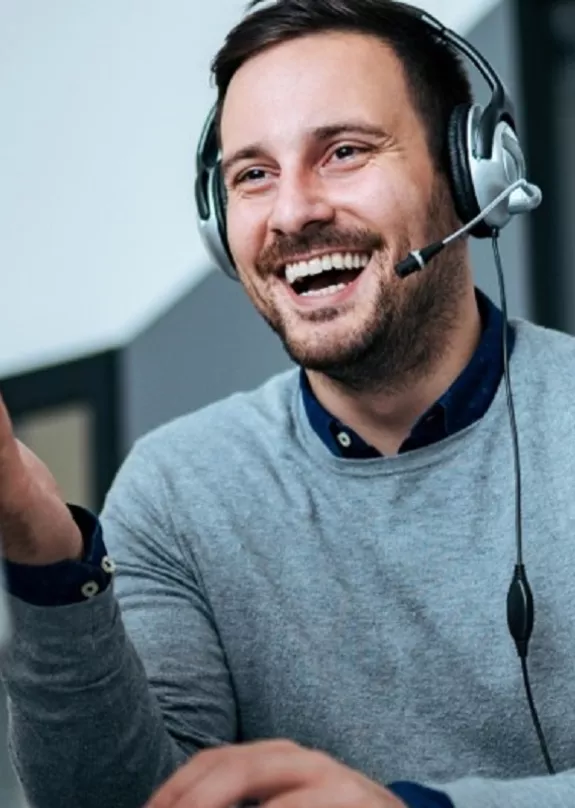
[220,121,389,180]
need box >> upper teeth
[285,252,370,286]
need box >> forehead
[220,31,413,154]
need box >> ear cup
[446,103,491,238]
[213,164,229,251]
[200,163,238,279]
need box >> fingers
[0,393,82,563]
[147,746,237,808]
[265,783,372,808]
[265,780,401,808]
[0,395,26,513]
[0,393,11,432]
[0,393,17,469]
[145,741,332,808]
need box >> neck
[306,284,482,455]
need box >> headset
[194,1,540,281]
[194,0,553,776]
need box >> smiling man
[218,25,476,441]
[3,2,575,808]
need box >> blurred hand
[144,740,406,808]
[0,393,82,565]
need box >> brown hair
[210,0,473,176]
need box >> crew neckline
[291,318,530,478]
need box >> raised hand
[0,393,83,565]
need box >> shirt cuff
[388,781,454,808]
[3,505,115,606]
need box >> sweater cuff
[388,781,455,808]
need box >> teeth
[285,252,370,286]
[301,283,347,297]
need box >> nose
[268,171,335,235]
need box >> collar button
[336,431,352,449]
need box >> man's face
[220,31,465,389]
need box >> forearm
[1,587,187,808]
[436,771,575,808]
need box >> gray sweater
[2,318,575,808]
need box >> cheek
[379,157,433,206]
[226,199,267,271]
[380,169,430,221]
[338,167,424,238]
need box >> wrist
[4,507,114,607]
[1,507,83,566]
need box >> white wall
[0,0,499,378]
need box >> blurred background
[1,0,574,804]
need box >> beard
[249,178,468,394]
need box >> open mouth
[284,251,371,297]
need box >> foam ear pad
[446,104,491,239]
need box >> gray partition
[466,0,532,321]
[121,269,294,451]
[553,4,575,332]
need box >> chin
[280,319,369,371]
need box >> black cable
[491,230,555,776]
[492,233,523,567]
[520,657,555,775]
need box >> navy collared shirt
[301,288,514,457]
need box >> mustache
[255,226,384,276]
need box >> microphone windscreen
[395,242,445,279]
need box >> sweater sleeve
[432,770,575,808]
[0,438,238,808]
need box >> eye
[234,167,268,186]
[330,144,369,162]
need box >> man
[1,1,575,807]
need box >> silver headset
[194,2,539,281]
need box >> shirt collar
[300,288,515,458]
